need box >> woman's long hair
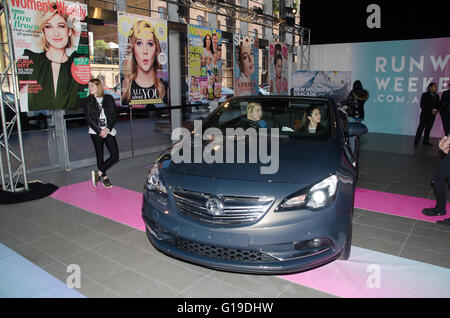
[352,80,363,91]
[235,38,252,77]
[273,54,283,77]
[301,106,320,130]
[246,102,261,120]
[352,80,369,101]
[203,34,213,54]
[37,2,75,51]
[121,20,165,104]
[88,78,104,97]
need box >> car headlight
[146,164,167,195]
[276,175,338,211]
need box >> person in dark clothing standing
[415,82,440,145]
[423,135,450,226]
[84,78,119,188]
[439,82,450,136]
[346,80,369,123]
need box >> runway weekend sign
[351,37,450,136]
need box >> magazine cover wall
[187,24,222,103]
[269,42,289,95]
[9,0,89,112]
[291,71,352,107]
[118,12,169,107]
[234,34,259,96]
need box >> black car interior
[212,98,331,136]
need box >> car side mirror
[347,122,368,136]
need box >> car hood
[166,136,341,185]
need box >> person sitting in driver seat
[246,102,267,128]
[299,106,323,134]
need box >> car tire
[338,218,352,260]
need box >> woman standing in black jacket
[85,78,119,188]
[346,80,369,123]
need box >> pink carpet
[355,188,448,222]
[51,180,145,231]
[280,246,450,298]
[50,181,450,298]
[51,182,448,234]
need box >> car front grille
[165,238,278,263]
[172,188,274,225]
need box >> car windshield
[203,97,334,139]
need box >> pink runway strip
[355,188,449,222]
[280,246,450,298]
[52,182,448,227]
[51,182,450,298]
[51,181,145,231]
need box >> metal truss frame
[0,0,29,192]
[175,0,282,30]
[293,25,311,71]
[171,0,310,70]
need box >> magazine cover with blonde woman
[9,0,90,111]
[118,11,169,107]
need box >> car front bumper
[141,180,353,274]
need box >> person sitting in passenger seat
[246,102,267,128]
[299,106,323,134]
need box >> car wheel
[338,217,352,260]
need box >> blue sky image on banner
[291,71,352,107]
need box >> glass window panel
[6,128,59,172]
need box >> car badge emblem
[205,196,224,216]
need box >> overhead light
[286,6,297,15]
[93,7,101,19]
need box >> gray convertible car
[142,96,367,274]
